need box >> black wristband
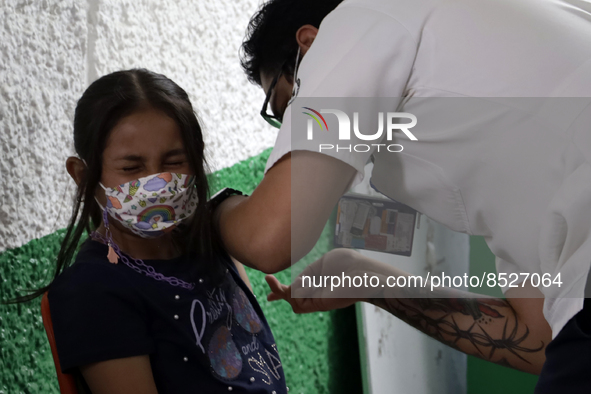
[207,188,245,211]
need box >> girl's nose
[145,163,165,176]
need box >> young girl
[37,69,287,393]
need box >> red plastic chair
[41,292,80,394]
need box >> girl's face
[100,107,192,191]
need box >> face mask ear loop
[288,46,302,107]
[102,208,119,264]
[292,46,301,88]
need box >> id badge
[334,193,417,256]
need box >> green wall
[0,230,66,393]
[0,148,362,394]
[467,236,539,394]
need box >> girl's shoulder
[49,239,136,299]
[47,239,150,339]
[47,240,155,373]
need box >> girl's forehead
[104,109,185,156]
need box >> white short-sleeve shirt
[265,0,591,337]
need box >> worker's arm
[216,151,357,274]
[80,355,159,394]
[367,285,549,375]
[266,248,551,374]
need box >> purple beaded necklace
[90,209,195,291]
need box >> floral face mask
[97,172,198,238]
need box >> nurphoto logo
[301,107,418,153]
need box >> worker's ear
[295,25,318,56]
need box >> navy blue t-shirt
[49,240,287,394]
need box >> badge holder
[334,193,417,256]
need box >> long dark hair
[12,68,225,303]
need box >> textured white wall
[0,0,274,252]
[88,0,274,171]
[0,1,88,251]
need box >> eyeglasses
[260,47,302,129]
[260,70,283,129]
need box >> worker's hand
[265,274,359,313]
[265,248,377,313]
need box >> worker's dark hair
[241,0,345,85]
